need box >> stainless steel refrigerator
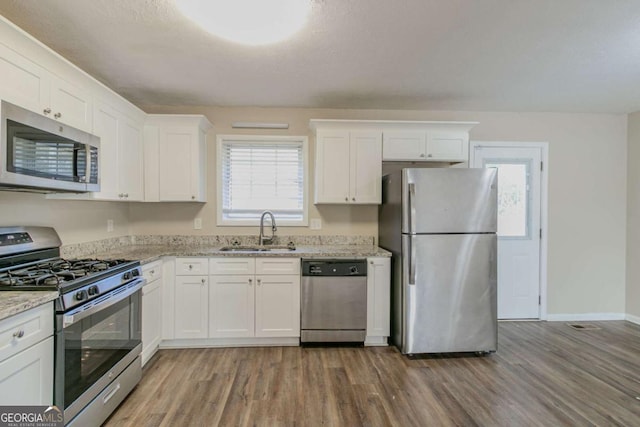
[379,168,498,354]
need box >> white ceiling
[1,0,640,113]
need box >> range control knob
[75,290,87,301]
[349,266,359,274]
[123,272,132,280]
[87,285,99,296]
[131,269,140,277]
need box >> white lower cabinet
[366,257,391,344]
[209,258,301,339]
[141,261,163,366]
[209,275,255,338]
[174,275,209,339]
[0,303,54,405]
[255,274,300,337]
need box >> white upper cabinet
[144,115,212,202]
[382,122,477,163]
[0,43,49,114]
[0,42,92,133]
[382,130,427,160]
[49,98,145,201]
[312,124,382,204]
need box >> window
[484,160,531,238]
[217,135,308,226]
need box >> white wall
[626,112,640,319]
[129,105,628,317]
[0,192,130,245]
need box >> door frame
[469,141,549,320]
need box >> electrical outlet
[194,218,202,230]
[107,219,114,233]
[310,218,322,230]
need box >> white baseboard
[625,314,640,325]
[160,337,299,349]
[546,313,625,322]
[364,336,388,346]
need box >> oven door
[55,279,143,423]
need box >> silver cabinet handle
[54,112,62,119]
[257,279,261,286]
[344,197,348,202]
[150,270,155,275]
[419,153,425,158]
[201,278,206,285]
[191,196,195,200]
[188,264,193,270]
[427,154,432,158]
[249,278,253,285]
[13,330,24,339]
[43,108,51,115]
[352,197,356,202]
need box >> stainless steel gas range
[0,226,144,426]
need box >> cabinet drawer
[0,303,53,362]
[175,258,209,275]
[255,258,301,275]
[210,258,255,275]
[142,260,163,283]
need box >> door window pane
[485,162,529,238]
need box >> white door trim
[469,141,549,320]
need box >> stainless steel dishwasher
[301,259,367,343]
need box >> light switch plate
[107,219,114,233]
[310,218,322,230]
[194,218,202,229]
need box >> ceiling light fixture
[175,0,311,46]
[232,122,289,129]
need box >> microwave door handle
[62,278,145,328]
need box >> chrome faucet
[259,211,277,246]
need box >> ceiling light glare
[176,0,311,46]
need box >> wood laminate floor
[105,321,640,426]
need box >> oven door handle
[63,278,145,328]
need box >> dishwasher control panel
[302,260,367,276]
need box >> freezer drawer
[399,233,497,354]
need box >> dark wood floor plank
[105,321,640,427]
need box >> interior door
[472,145,542,319]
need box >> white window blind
[220,139,305,222]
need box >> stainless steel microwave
[0,100,100,193]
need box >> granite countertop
[0,291,58,322]
[88,244,391,264]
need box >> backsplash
[61,234,376,259]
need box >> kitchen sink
[219,246,270,252]
[218,244,296,252]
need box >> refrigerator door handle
[408,183,416,233]
[409,236,416,285]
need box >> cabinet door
[209,275,255,338]
[92,101,120,200]
[314,129,350,203]
[350,131,382,204]
[0,43,49,114]
[0,337,53,405]
[158,126,200,201]
[174,276,208,339]
[118,117,144,201]
[49,75,93,133]
[382,131,426,160]
[366,258,391,338]
[426,132,469,162]
[141,279,162,366]
[255,275,300,337]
